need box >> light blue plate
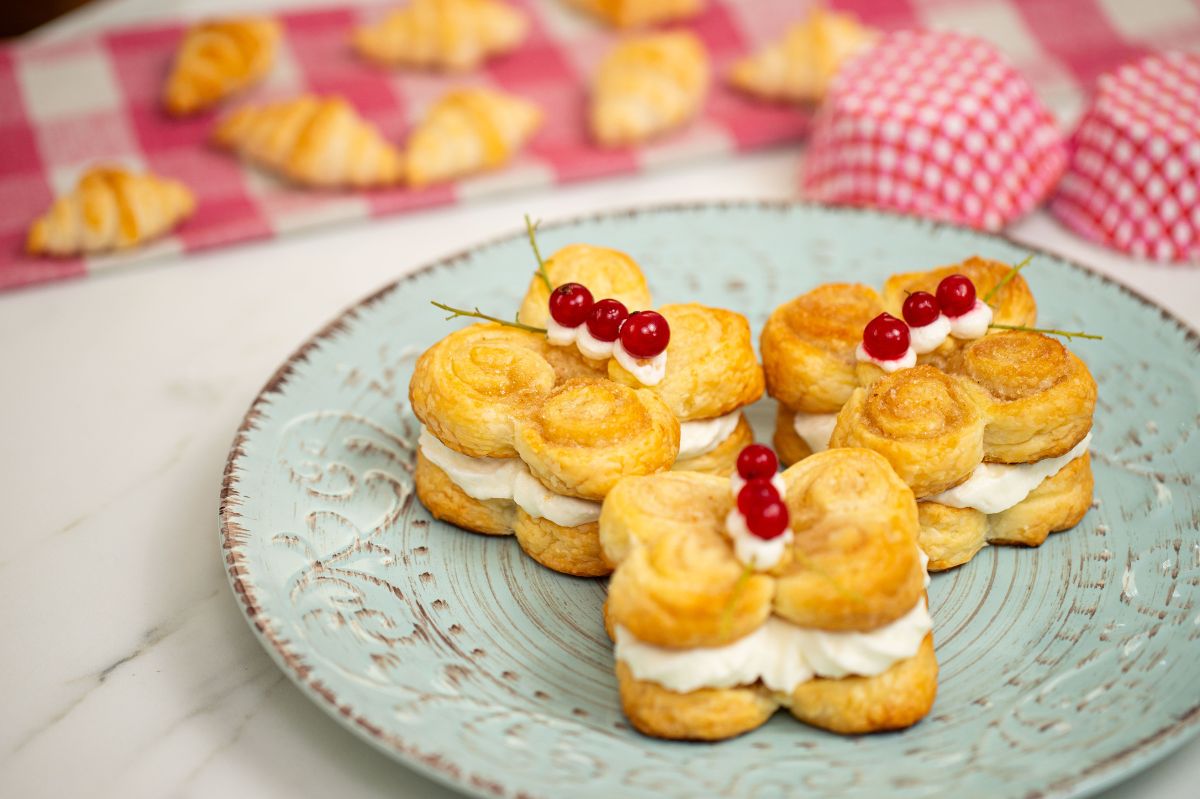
[219,203,1200,799]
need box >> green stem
[988,323,1103,341]
[430,301,547,334]
[525,214,553,291]
[982,254,1033,305]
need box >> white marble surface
[2,1,1199,798]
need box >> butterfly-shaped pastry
[27,166,195,256]
[566,0,705,29]
[163,17,280,116]
[353,0,528,71]
[212,94,404,188]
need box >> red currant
[548,282,593,328]
[585,298,628,342]
[745,498,790,540]
[737,478,780,516]
[901,291,941,327]
[619,310,670,358]
[736,444,778,481]
[936,274,977,318]
[862,313,911,360]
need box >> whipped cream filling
[927,433,1092,514]
[545,317,578,346]
[613,340,667,387]
[909,314,953,353]
[726,508,793,570]
[614,596,932,694]
[575,326,615,360]
[792,412,839,454]
[947,299,993,339]
[677,409,742,460]
[855,342,917,372]
[544,318,667,386]
[418,428,601,527]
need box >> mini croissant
[566,0,705,29]
[212,95,404,187]
[590,32,710,148]
[353,0,528,71]
[163,17,280,116]
[27,166,195,256]
[729,8,878,104]
[405,88,542,187]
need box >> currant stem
[988,323,1103,341]
[430,300,547,334]
[982,254,1033,305]
[524,214,553,291]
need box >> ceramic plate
[220,203,1200,799]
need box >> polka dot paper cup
[1051,52,1200,264]
[800,30,1066,232]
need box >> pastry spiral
[830,365,986,497]
[517,243,652,329]
[762,283,883,414]
[352,0,528,71]
[163,17,279,116]
[27,166,195,256]
[884,256,1037,330]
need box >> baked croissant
[212,95,403,187]
[590,32,710,147]
[27,166,195,256]
[566,0,705,29]
[602,448,936,739]
[353,0,528,71]
[729,8,878,104]
[405,88,542,188]
[163,18,280,116]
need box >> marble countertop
[2,1,1198,797]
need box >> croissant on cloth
[353,0,528,71]
[163,17,280,116]
[565,0,705,29]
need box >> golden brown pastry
[517,243,652,329]
[567,0,705,29]
[602,448,936,739]
[404,88,542,188]
[212,95,403,187]
[729,8,878,104]
[163,17,280,116]
[352,0,528,71]
[590,32,710,148]
[27,166,195,256]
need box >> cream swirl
[928,433,1091,514]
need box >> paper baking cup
[1051,52,1200,263]
[801,30,1066,232]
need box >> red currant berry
[936,274,977,318]
[619,310,671,358]
[737,478,780,516]
[736,444,778,481]
[548,282,593,328]
[862,313,911,361]
[901,291,941,328]
[745,498,790,540]
[585,298,629,342]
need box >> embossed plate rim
[219,200,1200,799]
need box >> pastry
[590,32,710,148]
[565,0,704,29]
[405,88,542,188]
[515,241,763,475]
[763,260,1097,570]
[602,444,937,739]
[352,0,528,71]
[212,95,403,187]
[729,7,878,104]
[27,166,195,256]
[163,17,280,116]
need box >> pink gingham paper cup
[800,30,1066,232]
[1051,52,1200,264]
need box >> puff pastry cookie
[590,32,710,147]
[763,259,1097,570]
[353,0,528,71]
[566,0,705,29]
[405,88,542,188]
[602,447,937,739]
[163,17,280,116]
[212,95,404,187]
[729,8,878,104]
[27,166,195,256]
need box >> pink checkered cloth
[2,0,1199,292]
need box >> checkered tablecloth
[2,0,1198,293]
